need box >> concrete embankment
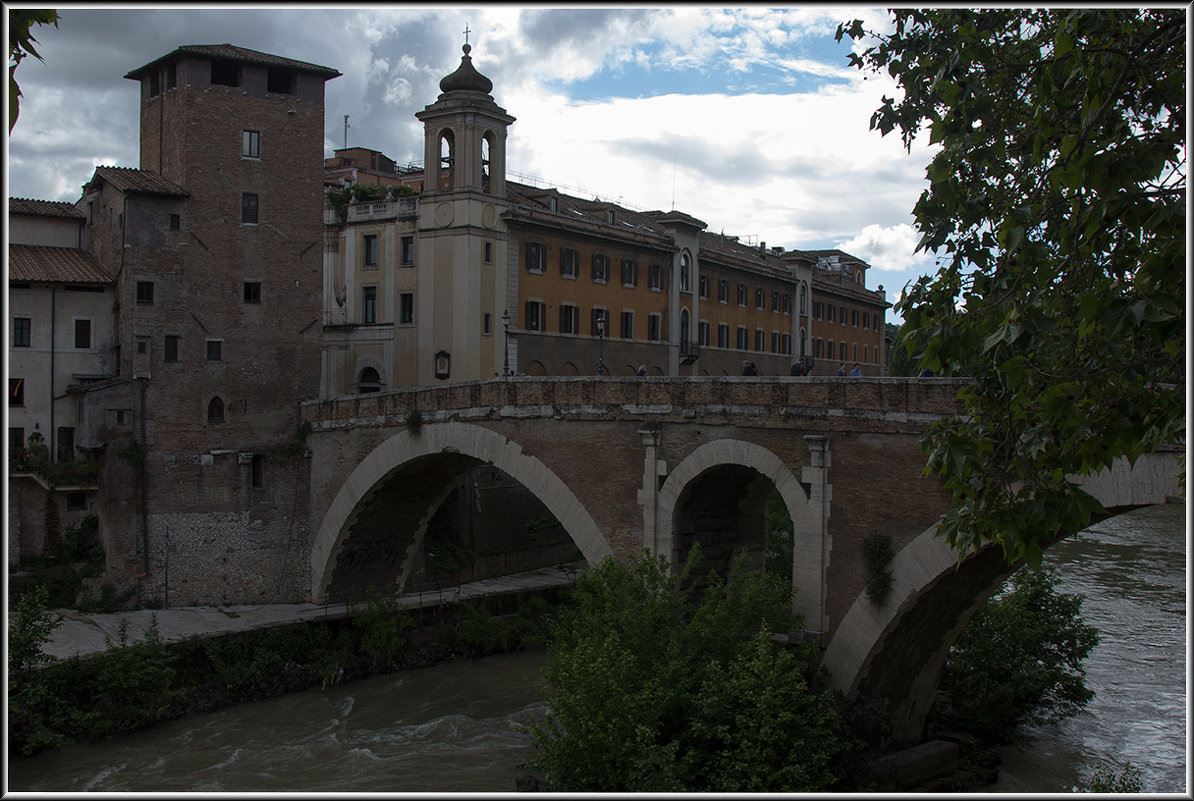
[39,565,579,662]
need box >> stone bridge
[299,376,1182,745]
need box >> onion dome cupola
[416,41,515,196]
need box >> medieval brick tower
[76,45,340,604]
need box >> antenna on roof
[671,153,677,211]
[343,115,349,151]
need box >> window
[149,70,160,96]
[814,339,823,359]
[621,310,634,339]
[621,258,638,287]
[647,313,661,342]
[10,427,24,453]
[606,210,615,225]
[74,319,92,349]
[827,340,835,360]
[813,301,823,320]
[401,236,415,265]
[864,344,869,363]
[863,312,870,329]
[363,234,378,268]
[362,286,377,324]
[137,340,147,355]
[251,455,265,489]
[136,281,154,304]
[10,378,25,406]
[483,313,492,335]
[526,242,545,273]
[717,323,729,348]
[680,308,691,350]
[699,275,709,299]
[206,340,223,361]
[12,318,31,348]
[800,284,807,315]
[207,396,225,422]
[66,491,86,512]
[483,241,493,264]
[211,59,239,86]
[783,293,791,314]
[241,192,259,224]
[736,326,748,350]
[165,62,176,90]
[679,253,691,292]
[771,291,780,312]
[590,308,609,337]
[525,300,546,332]
[592,253,610,282]
[772,332,781,353]
[648,263,663,291]
[560,248,579,278]
[737,283,748,306]
[358,367,381,393]
[399,293,414,324]
[852,309,859,327]
[57,427,74,462]
[242,130,260,159]
[718,279,729,303]
[755,287,765,310]
[755,329,765,352]
[782,333,792,355]
[244,281,262,304]
[267,67,296,94]
[548,196,559,212]
[560,304,579,334]
[874,315,880,332]
[169,213,181,230]
[164,335,179,362]
[854,343,859,360]
[698,321,710,347]
[827,304,835,323]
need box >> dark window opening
[13,318,31,347]
[148,70,160,97]
[74,319,92,349]
[241,193,259,224]
[169,213,181,230]
[267,67,296,94]
[136,281,154,304]
[206,340,222,361]
[211,59,239,87]
[244,282,262,304]
[165,62,176,89]
[363,286,377,324]
[358,367,381,393]
[208,396,225,423]
[242,130,260,159]
[400,292,414,324]
[251,455,265,488]
[67,492,86,511]
[363,234,378,267]
[10,378,25,406]
[164,335,179,362]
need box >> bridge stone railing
[301,376,970,431]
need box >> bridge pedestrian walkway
[37,564,583,663]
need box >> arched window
[800,328,807,356]
[439,129,455,191]
[679,253,691,293]
[799,283,807,315]
[481,132,494,193]
[357,366,381,393]
[207,396,225,423]
[680,307,691,352]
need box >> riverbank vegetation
[7,585,559,757]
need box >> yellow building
[320,42,887,396]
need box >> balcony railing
[346,196,418,223]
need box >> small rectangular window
[737,283,747,306]
[525,300,546,332]
[772,291,780,313]
[699,275,709,300]
[164,335,179,362]
[12,318,31,347]
[401,236,415,265]
[211,59,239,87]
[525,242,545,273]
[772,332,781,353]
[591,253,609,283]
[698,321,710,347]
[559,304,579,335]
[483,241,493,264]
[66,491,87,512]
[560,248,579,278]
[74,319,92,349]
[363,286,377,324]
[736,326,748,350]
[648,263,662,291]
[241,193,259,224]
[621,259,638,288]
[266,67,295,94]
[400,292,414,324]
[648,313,661,342]
[718,279,729,303]
[483,312,492,335]
[136,281,154,304]
[755,329,765,352]
[149,70,160,97]
[165,62,176,90]
[717,323,729,348]
[363,234,378,268]
[206,340,223,361]
[252,454,265,489]
[756,287,765,310]
[242,130,260,159]
[244,281,262,304]
[590,308,609,337]
[169,213,181,230]
[621,310,634,339]
[783,293,791,314]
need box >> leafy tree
[838,10,1185,566]
[526,546,841,791]
[935,566,1098,744]
[9,8,59,132]
[1079,760,1143,792]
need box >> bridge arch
[655,439,826,627]
[820,450,1183,748]
[310,421,612,602]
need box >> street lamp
[596,312,606,376]
[501,308,511,377]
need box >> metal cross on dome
[463,24,470,45]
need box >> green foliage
[861,533,894,605]
[350,588,413,668]
[936,566,1098,744]
[64,514,104,564]
[73,616,179,738]
[7,586,65,754]
[326,182,417,223]
[526,546,841,792]
[8,8,59,132]
[404,408,424,435]
[838,10,1185,566]
[764,487,794,583]
[1079,760,1143,792]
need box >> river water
[7,503,1186,793]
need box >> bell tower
[412,39,515,384]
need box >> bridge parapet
[302,376,970,431]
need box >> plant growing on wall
[861,533,894,605]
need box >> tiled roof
[85,166,188,196]
[8,245,113,284]
[9,198,85,219]
[125,44,341,80]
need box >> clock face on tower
[436,202,455,227]
[482,205,497,229]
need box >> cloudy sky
[7,5,942,321]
